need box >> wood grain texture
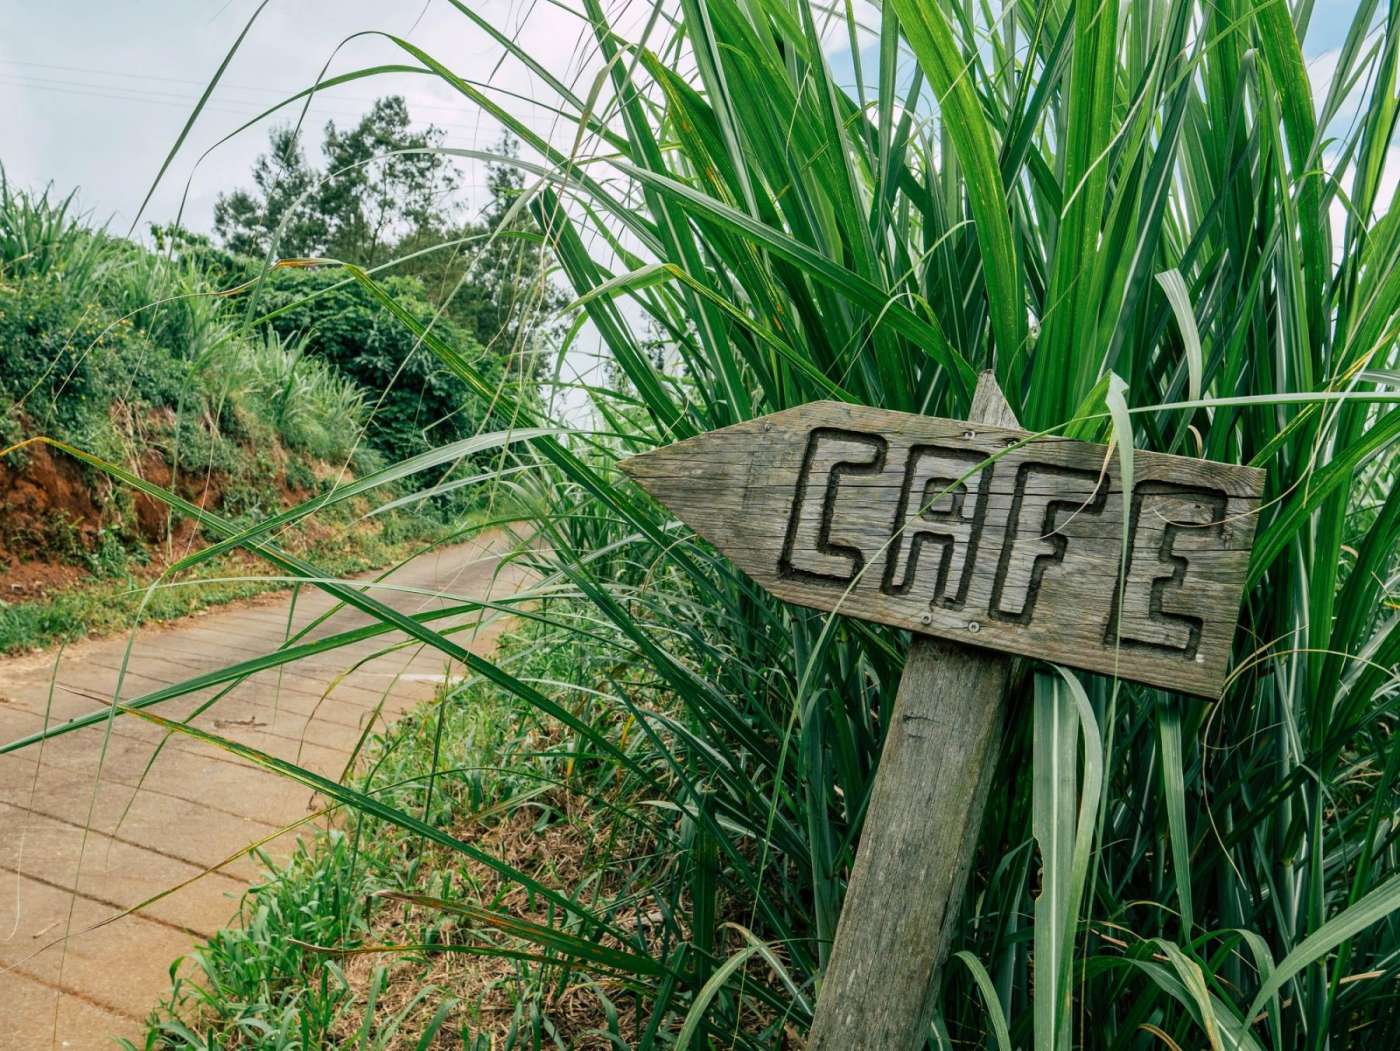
[806,373,1015,1051]
[806,637,1010,1050]
[620,395,1262,697]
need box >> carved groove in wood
[622,401,1263,697]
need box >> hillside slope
[0,181,508,652]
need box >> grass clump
[203,328,370,466]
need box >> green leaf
[1157,697,1195,934]
[1245,873,1400,1030]
[951,951,1013,1051]
[887,0,1026,373]
[1155,270,1203,404]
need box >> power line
[0,74,280,118]
[0,71,384,121]
[0,57,580,123]
[0,57,310,93]
[0,72,561,140]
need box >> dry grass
[328,795,653,1048]
[323,774,804,1050]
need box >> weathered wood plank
[805,373,1017,1050]
[806,636,1010,1049]
[621,399,1263,697]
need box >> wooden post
[804,372,1018,1050]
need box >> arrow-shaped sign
[621,380,1263,1050]
[622,400,1262,698]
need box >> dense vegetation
[214,104,564,374]
[0,169,506,651]
[10,0,1400,1048]
[150,227,510,467]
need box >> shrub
[253,267,504,465]
[0,271,191,457]
[98,240,233,365]
[0,171,111,300]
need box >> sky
[0,0,1370,241]
[0,0,646,236]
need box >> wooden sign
[621,399,1262,698]
[620,378,1263,1050]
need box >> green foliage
[19,0,1400,1048]
[253,266,503,466]
[396,136,568,376]
[0,254,297,565]
[150,222,517,471]
[212,126,328,260]
[0,269,193,457]
[214,96,459,266]
[133,832,365,1050]
[0,184,472,597]
[318,96,460,266]
[0,175,506,479]
[0,170,111,298]
[99,239,233,363]
[212,106,564,376]
[203,326,370,466]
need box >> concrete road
[0,532,532,1048]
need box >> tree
[213,96,458,264]
[215,107,562,379]
[319,96,458,266]
[397,135,567,378]
[213,127,326,258]
[473,138,565,367]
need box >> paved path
[0,532,531,1048]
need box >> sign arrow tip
[617,424,766,554]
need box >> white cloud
[0,0,676,233]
